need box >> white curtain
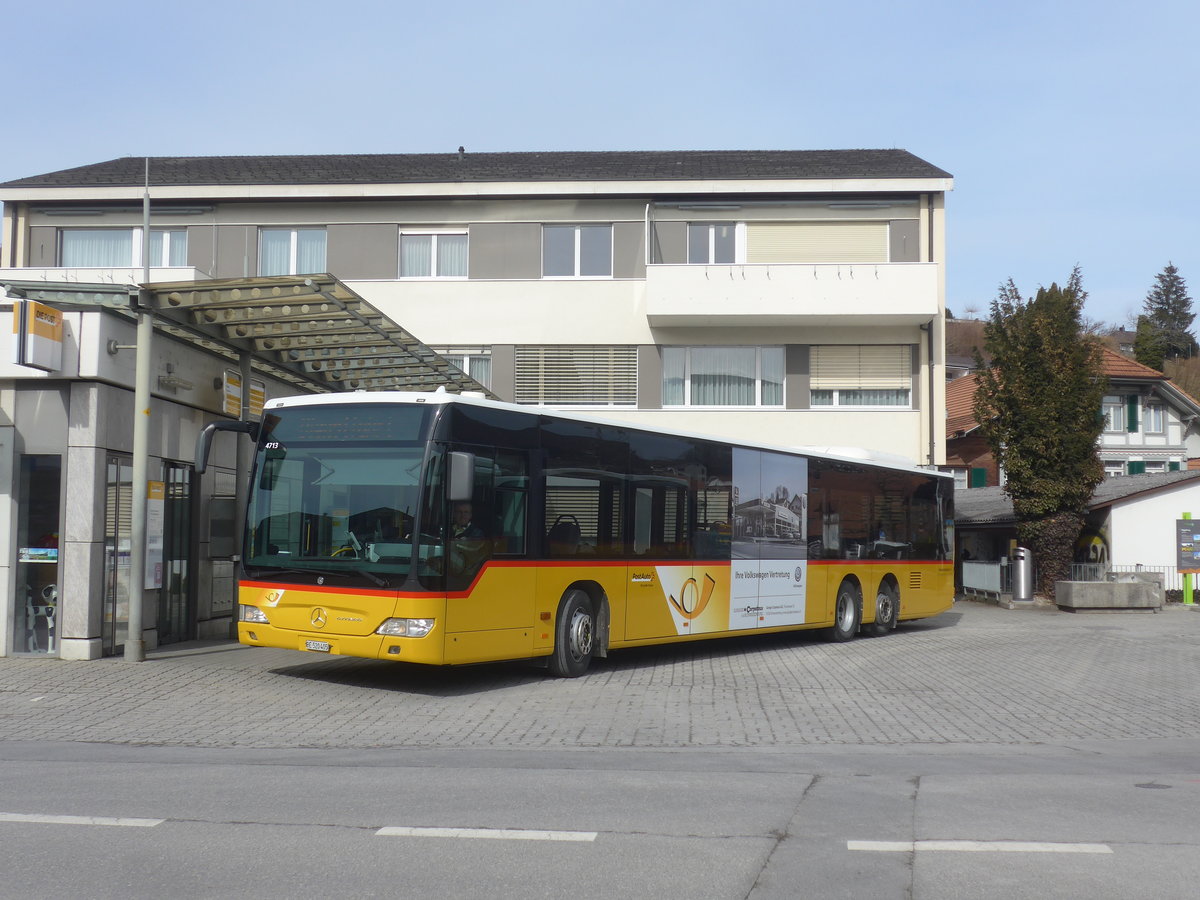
[295,229,326,274]
[437,234,468,276]
[760,348,783,406]
[401,235,432,276]
[259,229,291,276]
[148,230,187,267]
[61,229,132,267]
[467,355,491,386]
[662,347,686,405]
[691,347,756,405]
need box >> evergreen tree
[1133,314,1166,370]
[1143,262,1196,360]
[973,268,1106,597]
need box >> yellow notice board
[223,370,265,418]
[12,299,64,372]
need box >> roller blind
[746,222,888,264]
[514,346,637,406]
[810,345,912,390]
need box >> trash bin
[1013,546,1034,601]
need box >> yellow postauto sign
[12,299,63,372]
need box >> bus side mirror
[448,451,475,501]
[195,420,260,474]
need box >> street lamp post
[124,159,153,662]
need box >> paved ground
[2,600,1198,751]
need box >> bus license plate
[305,640,332,653]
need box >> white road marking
[849,840,1112,854]
[377,826,597,842]
[0,812,163,828]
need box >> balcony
[0,266,210,288]
[645,262,939,327]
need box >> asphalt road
[1,600,1198,899]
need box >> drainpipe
[644,203,651,267]
[921,319,936,467]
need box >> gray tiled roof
[956,471,1200,526]
[1,149,951,188]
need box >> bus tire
[827,580,861,643]
[864,582,898,637]
[548,589,595,677]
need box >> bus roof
[262,389,950,481]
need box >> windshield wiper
[353,568,389,588]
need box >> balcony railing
[645,262,939,326]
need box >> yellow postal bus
[200,391,954,676]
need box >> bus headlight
[376,618,435,638]
[239,605,270,624]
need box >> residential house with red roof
[945,346,1200,489]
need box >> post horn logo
[668,573,717,620]
[310,607,328,629]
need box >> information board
[1175,519,1200,574]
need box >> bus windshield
[244,404,437,587]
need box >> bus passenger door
[444,449,535,638]
[625,481,711,639]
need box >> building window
[1103,460,1125,478]
[542,225,612,277]
[1145,403,1165,434]
[431,346,491,388]
[941,467,969,490]
[514,345,636,406]
[687,223,736,264]
[59,228,187,267]
[1102,396,1125,433]
[259,227,327,276]
[810,345,911,407]
[662,347,783,407]
[400,232,468,278]
[148,229,187,266]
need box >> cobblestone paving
[1,602,1198,750]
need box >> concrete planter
[1055,578,1164,612]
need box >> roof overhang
[0,274,493,396]
[0,177,954,205]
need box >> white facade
[1107,482,1200,570]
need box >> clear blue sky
[4,0,1195,329]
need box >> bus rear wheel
[548,589,595,677]
[864,583,898,637]
[827,580,861,642]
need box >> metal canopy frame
[1,274,494,397]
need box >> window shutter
[1170,461,1181,472]
[514,346,637,405]
[969,467,988,488]
[1126,396,1139,433]
[1127,460,1146,475]
[810,345,911,390]
[745,222,888,264]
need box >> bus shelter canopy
[1,274,493,397]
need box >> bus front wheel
[549,589,595,677]
[828,581,861,642]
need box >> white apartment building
[0,149,953,657]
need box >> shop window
[14,456,61,655]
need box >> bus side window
[493,451,528,556]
